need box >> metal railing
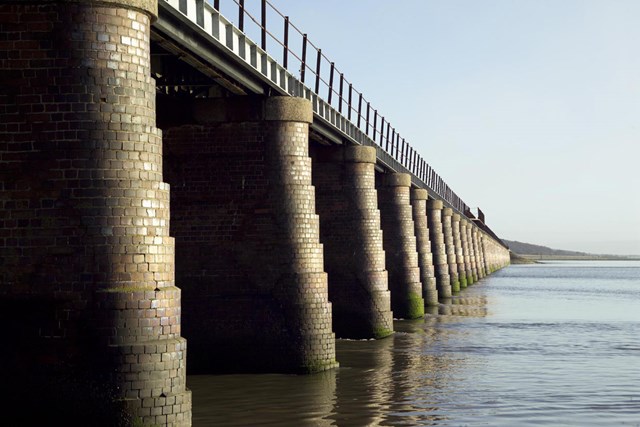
[162,0,470,215]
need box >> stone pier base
[377,173,424,318]
[427,199,452,299]
[411,189,439,306]
[312,145,393,339]
[163,96,337,374]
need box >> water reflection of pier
[188,287,490,425]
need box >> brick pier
[0,0,190,424]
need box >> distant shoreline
[511,253,640,263]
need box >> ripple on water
[188,261,640,426]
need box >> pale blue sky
[229,0,640,255]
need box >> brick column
[426,199,451,298]
[477,231,487,277]
[312,145,393,339]
[0,1,191,424]
[460,221,474,286]
[475,226,483,280]
[442,208,460,293]
[377,173,424,319]
[410,189,438,306]
[264,97,338,371]
[465,221,479,283]
[163,96,337,374]
[451,213,467,289]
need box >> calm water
[188,261,640,426]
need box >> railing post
[314,49,322,94]
[338,73,344,113]
[405,141,409,167]
[395,133,400,159]
[283,16,289,69]
[410,148,415,173]
[239,0,245,32]
[328,62,335,104]
[195,0,204,27]
[214,0,219,10]
[400,138,406,165]
[385,121,390,152]
[300,34,308,83]
[357,93,363,128]
[406,140,410,166]
[372,110,377,142]
[261,0,267,50]
[391,128,396,157]
[406,142,411,169]
[347,83,353,120]
[365,101,370,136]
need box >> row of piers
[0,1,509,425]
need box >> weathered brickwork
[460,221,476,284]
[0,1,190,424]
[451,213,467,289]
[479,231,510,273]
[162,96,337,374]
[442,208,460,293]
[426,199,451,298]
[311,145,393,339]
[376,173,424,319]
[469,229,483,281]
[472,225,487,278]
[410,189,438,306]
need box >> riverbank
[516,254,640,261]
[509,252,538,264]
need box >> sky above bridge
[236,0,640,255]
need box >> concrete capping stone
[411,188,429,201]
[381,172,411,187]
[265,96,313,123]
[344,145,376,164]
[427,199,444,210]
[452,213,460,222]
[26,0,158,20]
[442,207,453,217]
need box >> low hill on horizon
[503,240,590,257]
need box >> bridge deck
[154,0,506,247]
